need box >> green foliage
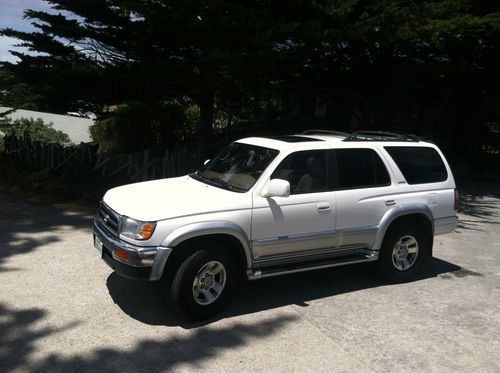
[90,101,185,152]
[0,0,499,152]
[0,117,71,145]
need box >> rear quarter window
[384,146,447,184]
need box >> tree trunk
[198,91,215,153]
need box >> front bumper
[93,217,171,281]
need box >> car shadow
[106,256,462,328]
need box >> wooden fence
[2,135,205,182]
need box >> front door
[251,150,336,262]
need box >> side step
[247,253,377,281]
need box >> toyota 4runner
[93,130,458,320]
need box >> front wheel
[377,224,429,283]
[170,247,235,321]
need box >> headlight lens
[120,217,156,240]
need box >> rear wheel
[378,223,429,283]
[170,246,235,320]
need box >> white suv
[93,130,458,320]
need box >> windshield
[191,142,279,192]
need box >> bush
[90,101,189,153]
[0,117,71,145]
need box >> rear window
[384,146,447,184]
[335,148,391,189]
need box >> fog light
[115,247,130,261]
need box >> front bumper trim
[93,217,172,281]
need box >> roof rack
[302,129,350,137]
[343,131,420,142]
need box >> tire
[377,223,429,283]
[170,246,235,321]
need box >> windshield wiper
[204,176,244,192]
[191,173,244,192]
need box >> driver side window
[271,150,328,194]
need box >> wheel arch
[374,204,434,255]
[156,221,252,281]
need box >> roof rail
[343,131,421,142]
[302,129,350,137]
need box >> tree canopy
[1,0,499,152]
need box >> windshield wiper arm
[193,173,244,192]
[205,176,237,191]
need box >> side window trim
[327,149,339,190]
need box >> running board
[247,253,378,281]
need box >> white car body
[93,131,458,283]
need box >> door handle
[385,199,396,206]
[317,203,331,211]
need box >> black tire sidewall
[172,247,235,320]
[378,223,429,283]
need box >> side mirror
[203,159,210,166]
[262,179,290,198]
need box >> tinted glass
[271,150,328,194]
[336,148,390,189]
[384,146,447,184]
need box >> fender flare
[372,203,434,252]
[157,220,252,270]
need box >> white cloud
[0,0,52,62]
[0,36,24,63]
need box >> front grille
[99,202,120,236]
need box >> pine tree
[1,1,499,150]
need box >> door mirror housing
[262,179,290,198]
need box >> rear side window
[335,148,390,189]
[384,146,447,184]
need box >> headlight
[120,217,156,240]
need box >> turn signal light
[140,223,155,240]
[115,247,130,261]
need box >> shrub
[90,101,187,153]
[0,117,71,145]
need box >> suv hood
[103,176,252,222]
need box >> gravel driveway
[1,183,499,372]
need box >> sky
[0,0,52,62]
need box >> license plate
[94,235,103,257]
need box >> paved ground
[1,183,499,372]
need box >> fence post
[2,137,201,182]
[163,150,168,178]
[143,149,149,181]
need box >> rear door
[333,147,397,248]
